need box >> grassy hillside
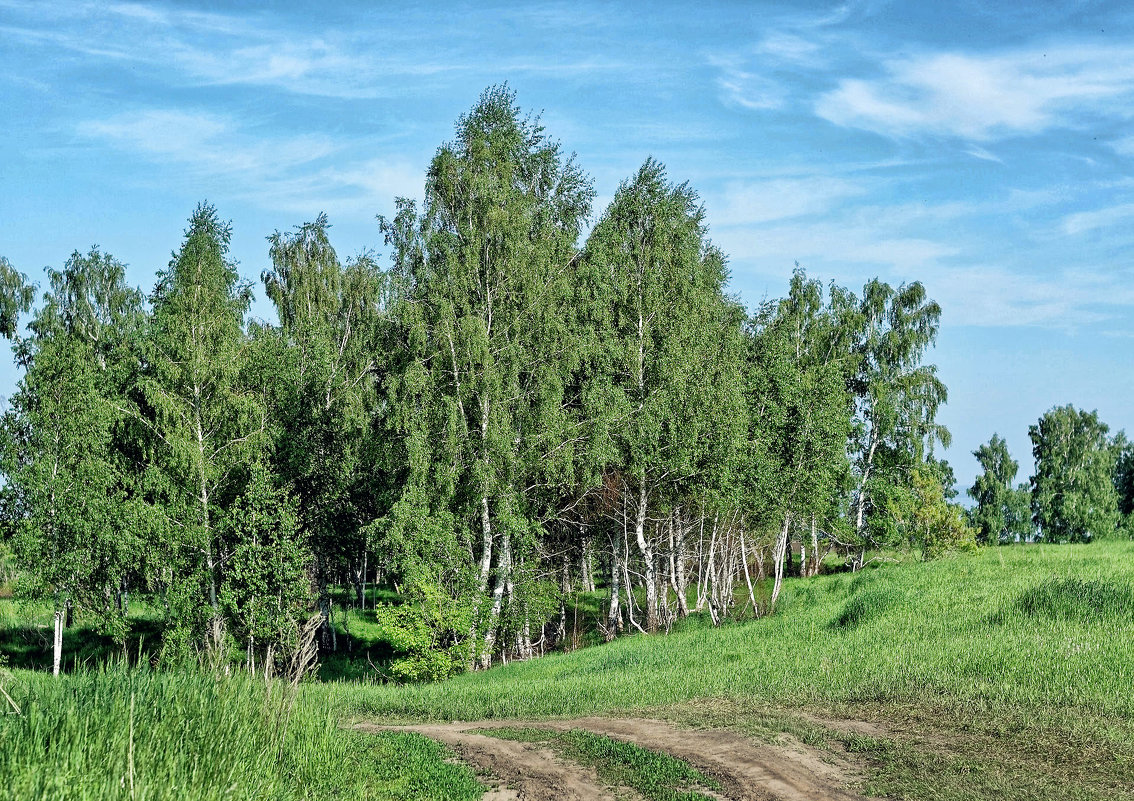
[346,541,1134,721]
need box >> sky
[2,0,1132,495]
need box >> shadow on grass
[0,616,166,672]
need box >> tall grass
[0,665,481,800]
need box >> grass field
[3,541,1133,800]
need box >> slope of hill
[342,541,1134,800]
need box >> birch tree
[261,214,389,646]
[745,276,851,607]
[2,335,131,674]
[848,279,948,567]
[0,248,146,673]
[1030,405,1119,543]
[142,204,266,656]
[969,434,1022,544]
[382,86,593,667]
[581,159,743,633]
[0,256,35,341]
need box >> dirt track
[357,717,866,800]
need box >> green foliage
[26,246,145,371]
[371,603,466,683]
[19,87,1132,696]
[745,271,853,536]
[850,279,949,553]
[1030,405,1120,542]
[969,434,1023,544]
[581,158,744,498]
[261,213,390,610]
[1114,433,1134,534]
[143,203,267,650]
[889,465,977,559]
[0,255,35,340]
[380,84,595,662]
[1,334,137,638]
[579,157,746,630]
[219,466,313,656]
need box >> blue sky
[2,0,1132,494]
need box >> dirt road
[357,717,866,800]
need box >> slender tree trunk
[740,527,758,616]
[52,608,64,676]
[360,548,368,611]
[476,495,494,595]
[606,531,622,640]
[558,555,569,647]
[467,494,494,667]
[674,512,689,618]
[855,424,879,542]
[622,513,642,633]
[695,513,708,612]
[809,516,821,577]
[770,513,791,611]
[632,477,657,633]
[580,529,595,593]
[480,527,511,669]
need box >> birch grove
[0,86,987,678]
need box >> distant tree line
[0,88,1127,678]
[968,407,1133,545]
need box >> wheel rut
[357,717,866,800]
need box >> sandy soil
[357,716,867,800]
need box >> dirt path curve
[357,721,614,801]
[357,717,866,801]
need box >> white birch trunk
[52,609,64,676]
[740,527,758,617]
[770,513,791,611]
[633,479,658,632]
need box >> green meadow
[3,542,1134,800]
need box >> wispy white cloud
[1109,135,1134,157]
[76,109,420,218]
[708,176,867,226]
[1061,202,1134,235]
[77,110,337,176]
[753,32,823,64]
[712,177,1134,331]
[928,263,1134,329]
[964,146,1004,164]
[712,58,787,111]
[816,44,1134,140]
[2,0,627,99]
[727,213,1134,330]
